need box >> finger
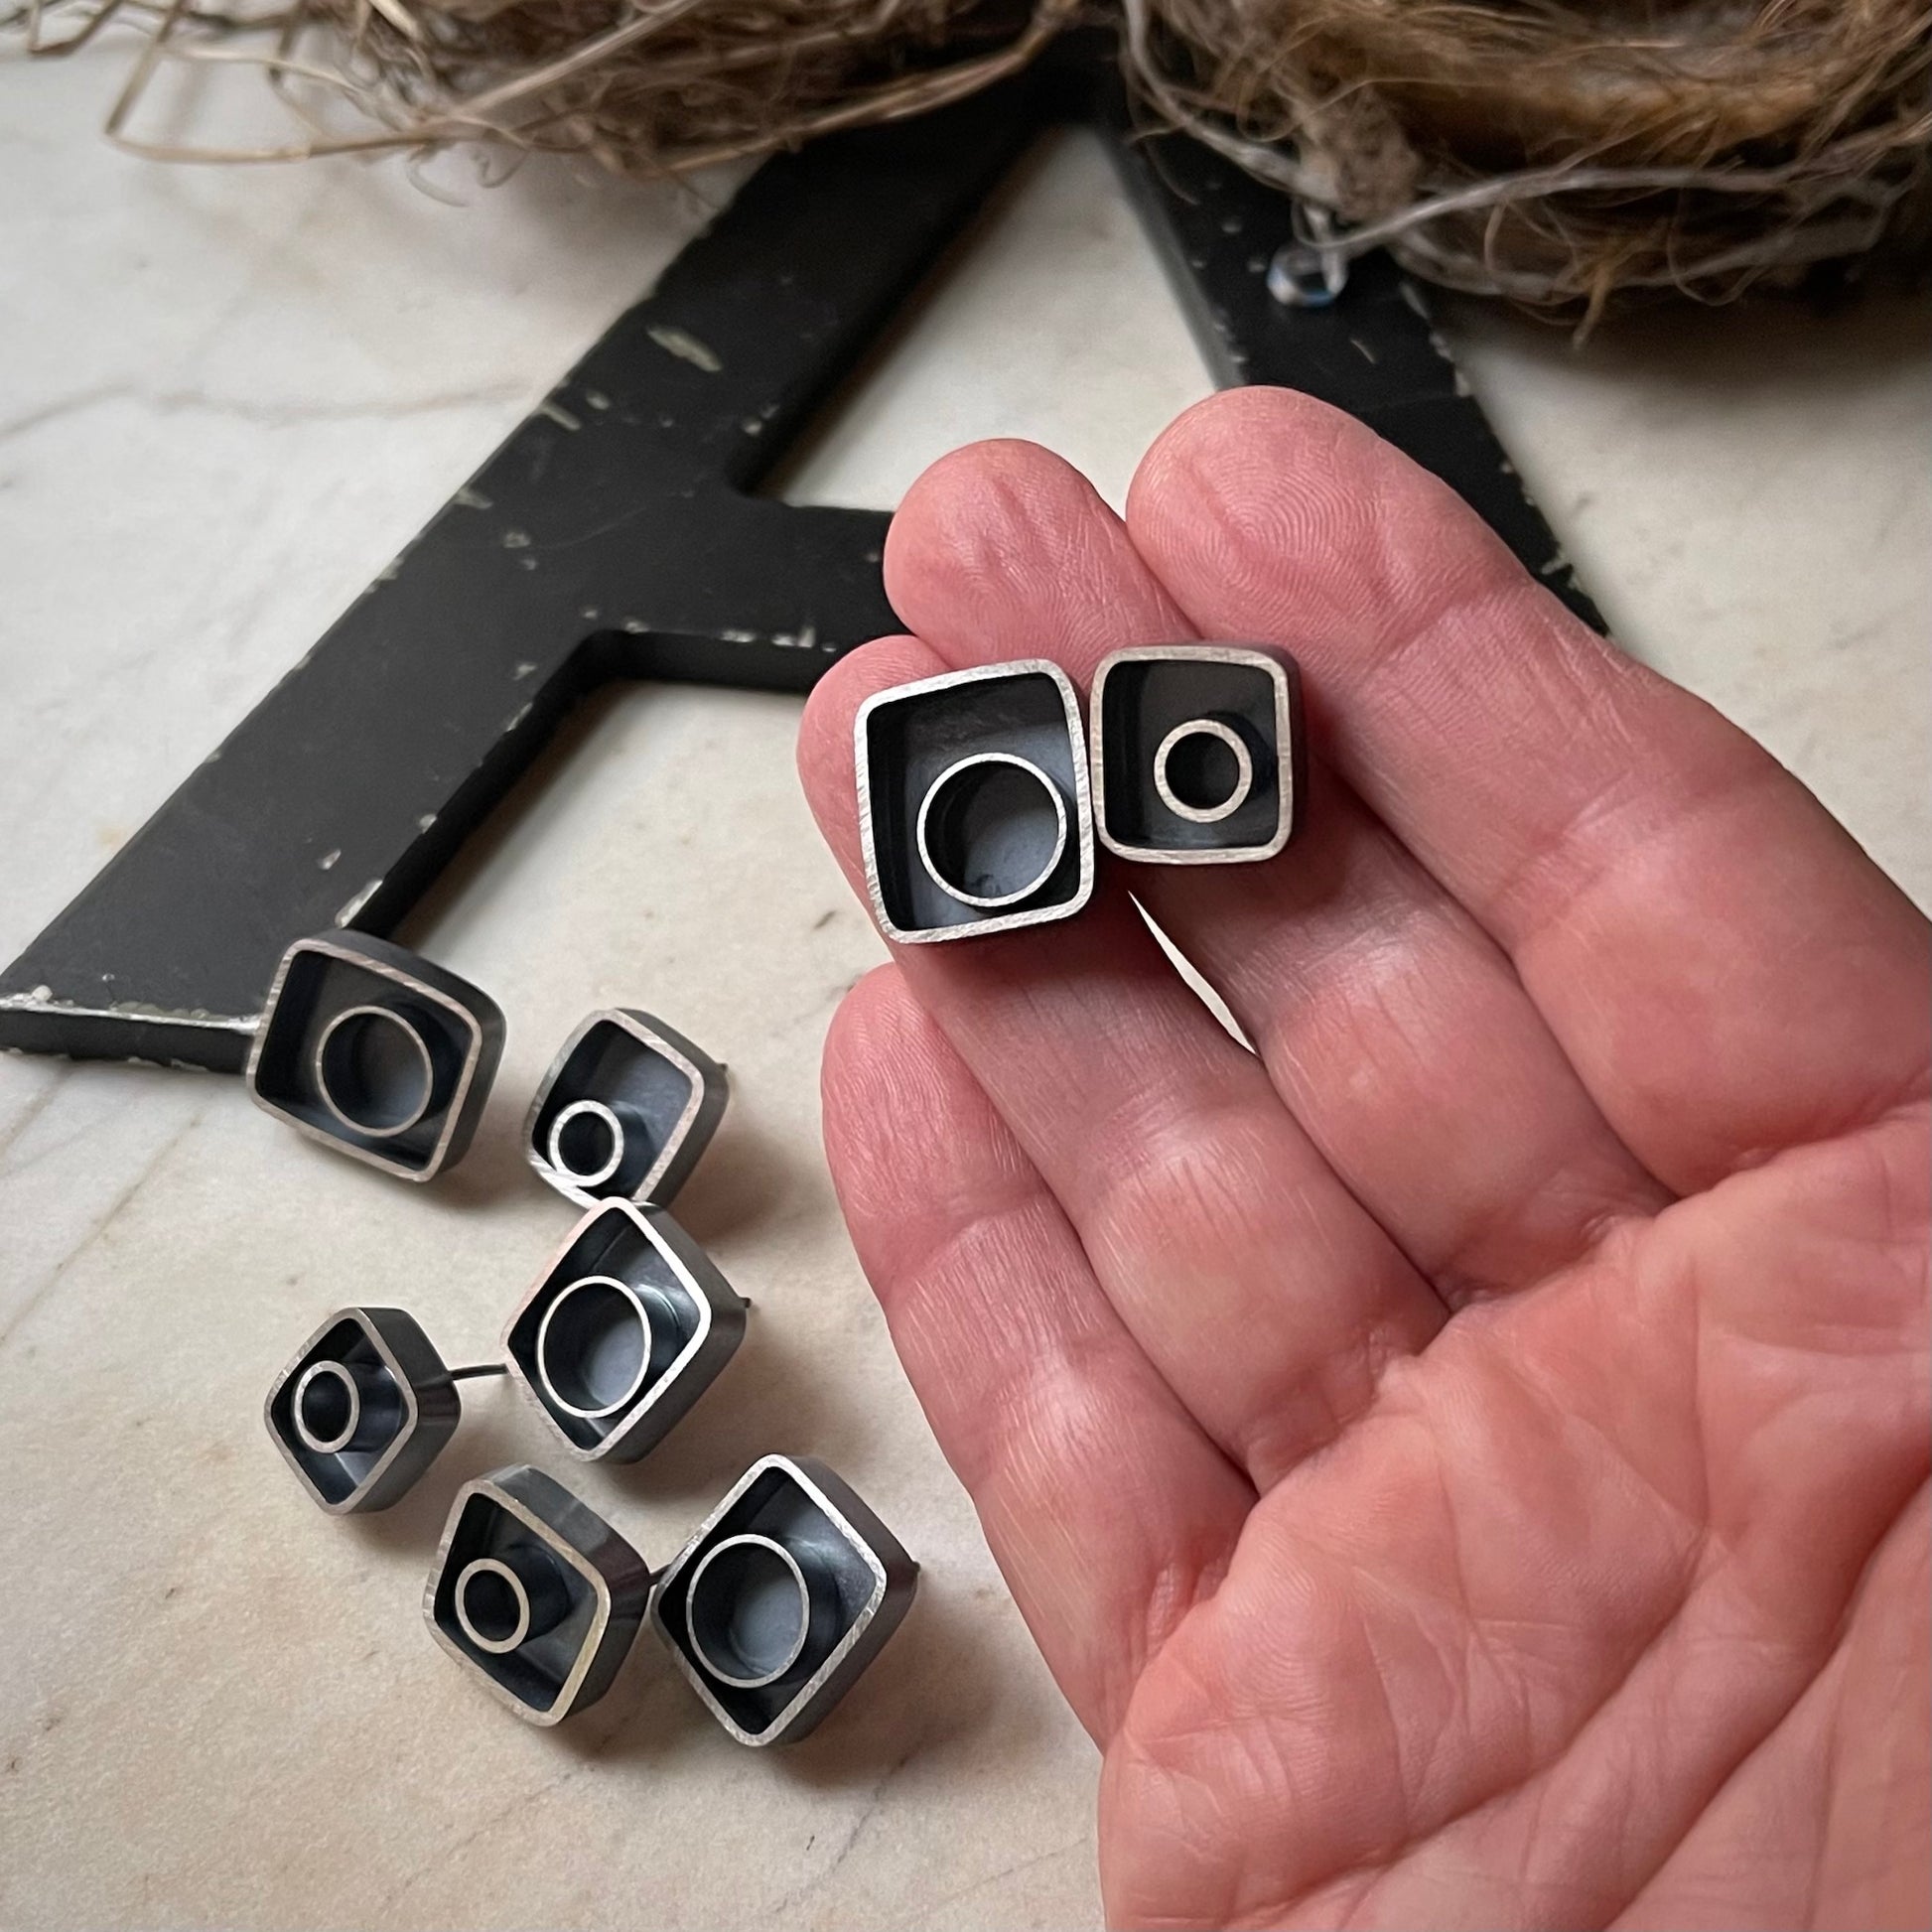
[1154,773,1673,1299]
[1126,387,1932,1193]
[885,439,1668,1297]
[801,634,1442,1488]
[822,964,1252,1741]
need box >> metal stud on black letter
[246,932,504,1179]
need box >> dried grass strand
[24,0,1081,171]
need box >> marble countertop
[3,34,1927,1931]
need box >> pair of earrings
[430,1455,914,1743]
[266,1305,915,1743]
[856,643,1305,943]
[247,922,728,1196]
[267,1186,746,1508]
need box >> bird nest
[13,0,1931,317]
[1126,0,1932,319]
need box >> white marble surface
[2,34,1928,1931]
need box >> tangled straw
[1124,0,1932,321]
[15,0,1080,171]
[10,0,1930,316]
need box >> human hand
[795,390,1930,1929]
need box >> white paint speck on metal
[334,880,384,927]
[646,326,722,373]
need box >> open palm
[795,391,1929,1929]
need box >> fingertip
[1138,382,1356,466]
[819,959,1023,1286]
[885,437,1127,653]
[823,959,920,1089]
[794,638,882,798]
[820,963,901,1182]
[1128,384,1370,518]
[1127,383,1514,649]
[822,963,945,1160]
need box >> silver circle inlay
[547,1098,625,1189]
[454,1557,532,1655]
[685,1533,815,1690]
[913,752,1069,909]
[313,1004,437,1139]
[1153,718,1254,825]
[292,1360,360,1454]
[534,1275,654,1421]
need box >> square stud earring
[246,933,504,1180]
[855,661,1095,942]
[524,1009,728,1209]
[1089,644,1304,865]
[424,1465,652,1725]
[650,1454,917,1745]
[502,1199,748,1463]
[264,1306,506,1514]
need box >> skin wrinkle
[1136,449,1467,743]
[1263,949,1567,1288]
[1164,1387,1737,1927]
[894,1197,1245,1737]
[983,975,1249,1136]
[895,1196,1100,1399]
[825,968,1256,1743]
[1231,548,1677,940]
[1375,1231,1918,1923]
[1151,777,1672,1295]
[882,892,1449,1486]
[1124,1639,1326,1929]
[1500,1284,1710,1541]
[828,1112,1036,1271]
[1471,693,1769,954]
[1708,1112,1932,1352]
[1084,1086,1329,1260]
[1613,1496,1930,1929]
[1404,1360,1699,1740]
[1080,1092,1427,1486]
[1824,1503,1932,1921]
